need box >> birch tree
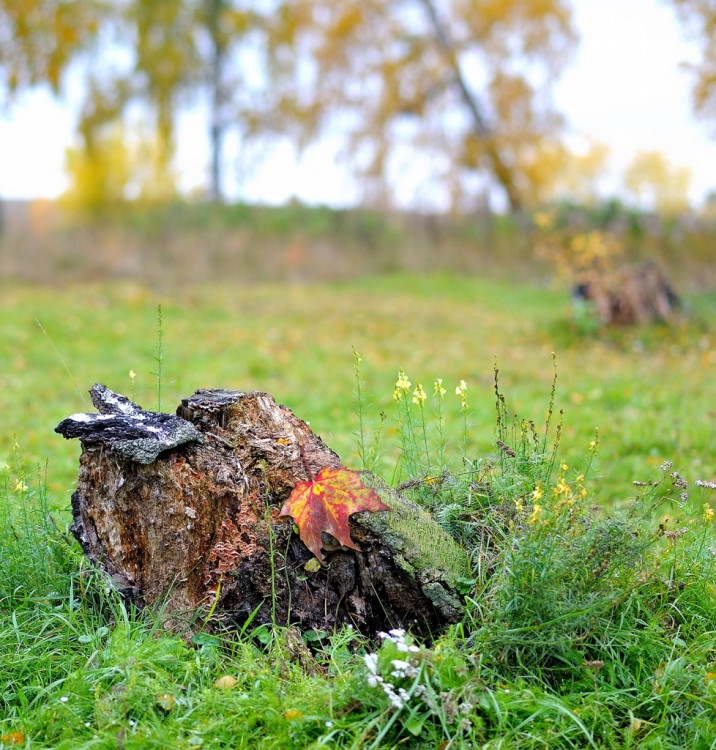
[284,0,577,212]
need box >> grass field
[2,272,716,748]
[2,273,714,501]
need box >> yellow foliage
[0,0,103,94]
[534,217,623,284]
[624,150,692,214]
[62,122,176,217]
[62,125,133,217]
[494,138,608,207]
[670,0,716,121]
[552,141,610,204]
[292,0,577,211]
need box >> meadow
[1,273,714,501]
[1,261,716,747]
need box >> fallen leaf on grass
[156,693,176,711]
[214,675,238,689]
[0,733,25,746]
[279,467,389,564]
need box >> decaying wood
[56,385,468,636]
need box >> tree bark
[56,386,468,636]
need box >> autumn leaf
[0,733,25,746]
[214,675,238,689]
[156,693,177,711]
[279,467,389,564]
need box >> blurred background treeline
[1,0,716,288]
[2,198,715,290]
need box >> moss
[358,479,470,587]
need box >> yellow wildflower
[455,380,468,410]
[412,383,427,406]
[393,369,411,401]
[528,503,542,525]
[532,485,544,502]
[553,479,571,497]
[703,503,714,524]
[14,480,28,493]
[433,378,446,398]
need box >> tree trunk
[418,0,523,213]
[56,386,468,637]
[207,0,227,203]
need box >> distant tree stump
[573,261,681,326]
[56,385,468,636]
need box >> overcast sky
[1,0,715,208]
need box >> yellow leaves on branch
[669,0,716,120]
[280,466,389,565]
[292,0,577,210]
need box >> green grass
[1,272,716,748]
[1,274,714,500]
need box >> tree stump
[573,261,681,326]
[56,385,468,636]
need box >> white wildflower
[390,659,419,679]
[381,682,411,709]
[363,652,379,675]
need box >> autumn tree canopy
[1,0,577,211]
[670,0,716,127]
[0,1,295,207]
[624,150,692,214]
[282,0,578,212]
[0,0,103,98]
[71,0,295,205]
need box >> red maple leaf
[279,466,389,564]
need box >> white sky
[1,0,715,208]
